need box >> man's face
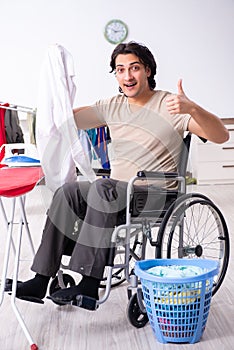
[115,53,151,100]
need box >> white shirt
[36,44,96,192]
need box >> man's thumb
[177,79,185,95]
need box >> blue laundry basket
[135,259,219,344]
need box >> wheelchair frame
[50,133,230,327]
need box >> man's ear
[146,66,151,77]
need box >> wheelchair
[49,132,230,328]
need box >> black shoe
[48,285,79,303]
[14,274,49,304]
[48,286,98,310]
[4,279,43,304]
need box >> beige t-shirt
[93,91,191,182]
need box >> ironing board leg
[0,197,16,253]
[19,196,35,256]
[0,198,16,305]
[10,196,38,349]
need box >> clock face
[104,19,128,44]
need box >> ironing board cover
[0,167,44,197]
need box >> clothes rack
[0,102,37,158]
[0,103,36,114]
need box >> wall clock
[104,19,128,44]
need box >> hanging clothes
[4,107,24,154]
[27,111,36,144]
[96,127,110,169]
[86,127,110,169]
[36,44,96,192]
[0,103,8,162]
[78,129,92,163]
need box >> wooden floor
[0,183,233,350]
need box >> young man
[15,41,229,306]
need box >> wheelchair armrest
[137,170,180,179]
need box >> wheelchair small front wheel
[49,274,76,305]
[127,293,149,328]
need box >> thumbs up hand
[177,78,186,95]
[166,79,194,115]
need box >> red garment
[0,103,9,161]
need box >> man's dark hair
[110,41,157,92]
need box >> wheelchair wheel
[127,293,149,328]
[49,273,76,305]
[158,193,230,295]
[100,230,146,288]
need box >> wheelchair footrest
[4,278,23,292]
[17,295,44,304]
[73,295,99,311]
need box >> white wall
[0,0,234,117]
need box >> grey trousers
[31,178,129,279]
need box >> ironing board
[0,166,44,350]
